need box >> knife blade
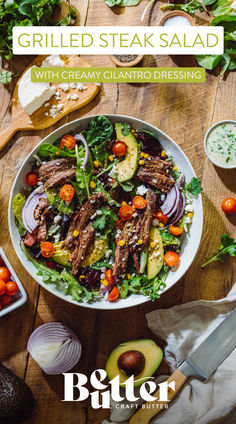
[130,308,236,424]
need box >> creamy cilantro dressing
[206,122,236,168]
[163,16,191,26]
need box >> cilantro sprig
[185,177,203,195]
[202,234,236,268]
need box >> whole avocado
[0,363,34,424]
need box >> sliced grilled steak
[63,193,106,249]
[113,189,156,278]
[24,231,37,247]
[34,198,50,220]
[142,156,171,175]
[39,158,76,189]
[71,222,95,276]
[37,221,47,243]
[136,167,174,193]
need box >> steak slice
[39,158,76,189]
[63,193,106,249]
[142,156,171,175]
[113,189,156,279]
[34,198,50,220]
[136,167,174,193]
[71,222,95,276]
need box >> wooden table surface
[0,1,235,423]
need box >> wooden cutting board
[0,55,100,151]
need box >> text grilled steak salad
[12,116,202,303]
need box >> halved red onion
[171,193,186,225]
[74,133,89,170]
[22,189,47,233]
[161,185,177,217]
[27,322,82,375]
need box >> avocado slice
[115,123,139,183]
[106,339,163,387]
[52,239,108,268]
[0,363,34,424]
[147,227,164,279]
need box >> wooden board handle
[129,369,187,424]
[0,122,20,152]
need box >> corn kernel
[108,155,114,162]
[139,160,144,165]
[132,205,136,209]
[131,129,135,134]
[140,152,145,157]
[127,273,131,280]
[188,212,193,219]
[134,133,138,138]
[119,240,126,247]
[138,239,143,245]
[93,160,100,168]
[90,181,96,189]
[101,279,109,287]
[79,275,85,280]
[56,151,60,155]
[73,230,79,238]
[150,241,156,249]
[121,201,127,206]
[161,150,166,158]
[173,165,178,171]
[144,153,149,159]
[159,222,164,228]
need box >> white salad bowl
[9,115,203,310]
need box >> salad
[12,115,202,304]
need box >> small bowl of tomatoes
[0,247,27,317]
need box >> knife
[130,307,236,424]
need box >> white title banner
[13,26,224,55]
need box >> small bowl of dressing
[204,120,236,169]
[158,11,195,27]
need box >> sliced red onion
[27,322,82,375]
[22,189,47,233]
[171,193,186,225]
[74,133,89,170]
[133,252,140,275]
[166,185,181,219]
[161,185,177,217]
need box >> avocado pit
[118,350,145,377]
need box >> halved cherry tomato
[221,197,236,215]
[5,281,18,296]
[1,294,12,306]
[41,242,55,258]
[155,210,168,224]
[132,196,147,210]
[108,286,119,302]
[119,205,133,221]
[164,251,180,267]
[0,280,6,296]
[59,184,75,202]
[0,267,11,283]
[26,172,38,187]
[112,142,127,157]
[169,225,183,236]
[105,269,115,285]
[60,134,76,150]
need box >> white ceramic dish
[204,120,236,170]
[0,246,27,317]
[9,115,203,310]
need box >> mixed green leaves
[105,0,140,7]
[120,122,131,136]
[118,269,168,301]
[86,115,113,147]
[202,234,236,267]
[185,177,203,195]
[75,145,94,199]
[37,143,75,158]
[46,188,74,215]
[92,207,117,237]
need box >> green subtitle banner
[31,67,205,84]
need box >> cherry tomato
[221,197,236,215]
[59,184,75,202]
[119,205,133,221]
[1,294,12,306]
[41,242,55,258]
[169,225,183,236]
[155,210,168,225]
[132,196,147,210]
[164,251,180,268]
[5,281,18,296]
[105,269,115,285]
[0,280,6,296]
[26,172,38,187]
[60,134,76,150]
[45,260,57,270]
[112,142,127,157]
[108,286,119,302]
[0,267,11,283]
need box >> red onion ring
[22,189,47,233]
[27,322,82,375]
[74,133,89,170]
